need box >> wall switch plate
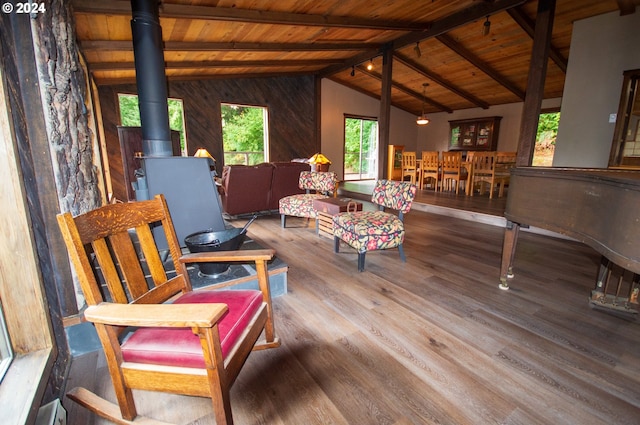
[609,113,617,123]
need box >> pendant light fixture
[482,15,491,36]
[366,59,374,71]
[416,83,430,126]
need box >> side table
[313,197,363,239]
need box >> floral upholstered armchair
[279,171,338,227]
[332,179,416,271]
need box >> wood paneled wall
[98,76,319,201]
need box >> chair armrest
[179,248,275,264]
[84,302,228,328]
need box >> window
[0,62,54,414]
[344,116,378,180]
[117,94,188,155]
[533,110,559,166]
[221,103,269,165]
[0,302,12,382]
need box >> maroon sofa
[220,161,311,216]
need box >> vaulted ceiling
[72,0,638,117]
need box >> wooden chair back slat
[108,231,151,301]
[135,223,170,288]
[91,238,130,305]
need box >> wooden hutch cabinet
[387,144,404,180]
[449,116,501,151]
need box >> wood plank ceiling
[72,0,637,116]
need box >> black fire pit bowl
[184,227,247,276]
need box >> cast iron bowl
[184,227,246,276]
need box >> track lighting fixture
[416,83,430,126]
[350,66,355,77]
[414,42,422,58]
[366,59,374,71]
[483,16,491,36]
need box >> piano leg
[499,221,520,290]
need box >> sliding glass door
[344,115,378,180]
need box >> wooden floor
[65,190,640,425]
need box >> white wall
[417,99,561,154]
[320,79,417,180]
[320,80,560,178]
[554,11,640,167]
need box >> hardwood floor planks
[66,205,639,425]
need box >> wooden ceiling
[72,0,638,116]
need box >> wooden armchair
[57,194,280,425]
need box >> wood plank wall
[98,76,320,201]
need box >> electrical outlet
[609,113,617,123]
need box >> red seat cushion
[121,290,263,368]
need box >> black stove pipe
[130,0,172,157]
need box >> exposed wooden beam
[393,53,489,109]
[79,40,379,52]
[357,65,453,114]
[89,59,344,71]
[517,0,556,166]
[378,48,394,180]
[507,7,567,73]
[389,0,527,50]
[71,0,429,31]
[436,34,526,100]
[92,70,319,86]
[319,0,527,77]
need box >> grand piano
[500,167,640,313]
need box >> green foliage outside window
[344,117,377,176]
[536,112,560,146]
[221,104,266,165]
[533,112,560,166]
[118,94,186,153]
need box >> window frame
[343,114,379,181]
[0,58,54,425]
[221,103,269,166]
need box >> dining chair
[493,151,517,197]
[57,194,280,425]
[420,151,440,190]
[401,151,418,184]
[279,170,338,228]
[440,151,468,194]
[332,180,417,272]
[469,151,498,197]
